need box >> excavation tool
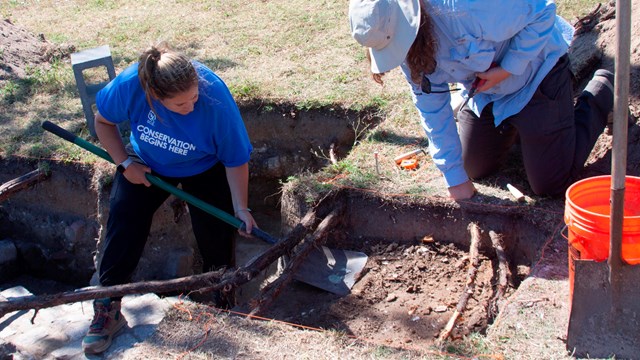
[294,246,368,296]
[41,121,278,244]
[457,62,498,118]
[566,2,640,357]
[394,148,426,170]
[458,77,485,111]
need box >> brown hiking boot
[82,298,127,354]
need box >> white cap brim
[369,0,420,74]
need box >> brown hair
[368,6,438,85]
[137,41,198,112]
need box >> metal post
[608,0,631,309]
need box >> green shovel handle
[42,121,278,244]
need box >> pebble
[434,305,448,313]
[385,293,398,302]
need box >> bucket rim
[565,175,640,220]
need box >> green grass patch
[0,0,603,179]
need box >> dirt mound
[594,1,640,112]
[573,1,640,178]
[0,19,74,81]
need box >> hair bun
[149,47,162,63]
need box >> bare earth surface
[261,241,506,349]
[0,18,74,81]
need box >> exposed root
[0,167,49,202]
[488,230,510,319]
[249,202,345,316]
[437,222,482,344]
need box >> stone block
[162,247,195,279]
[0,240,18,282]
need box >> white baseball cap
[348,0,421,74]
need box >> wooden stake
[506,183,525,202]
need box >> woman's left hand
[448,180,477,200]
[475,66,511,93]
[235,209,257,237]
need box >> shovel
[41,120,278,244]
[43,121,368,295]
[293,245,368,296]
[566,2,640,357]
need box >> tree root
[249,202,345,315]
[0,194,339,320]
[488,230,510,319]
[437,222,481,344]
[0,167,49,202]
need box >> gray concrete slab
[0,287,180,359]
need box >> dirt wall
[0,158,199,286]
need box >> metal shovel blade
[567,259,640,358]
[294,246,368,296]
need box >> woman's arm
[225,163,257,235]
[94,112,151,186]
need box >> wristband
[117,157,134,173]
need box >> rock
[0,240,18,266]
[14,242,47,272]
[162,247,195,278]
[63,220,87,251]
[0,240,20,282]
[0,288,179,359]
[434,305,448,313]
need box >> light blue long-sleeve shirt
[401,0,574,188]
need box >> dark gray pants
[99,161,235,287]
[457,55,612,196]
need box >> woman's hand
[475,66,511,93]
[122,162,152,187]
[448,180,477,200]
[234,208,257,237]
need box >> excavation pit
[0,105,553,350]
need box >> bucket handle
[560,224,569,242]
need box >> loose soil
[0,18,74,82]
[261,240,512,348]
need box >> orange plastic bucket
[564,175,640,264]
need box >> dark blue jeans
[457,55,611,196]
[98,161,235,286]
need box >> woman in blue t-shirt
[82,42,256,355]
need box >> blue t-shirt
[96,61,252,177]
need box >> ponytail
[137,41,198,115]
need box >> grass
[0,0,411,163]
[0,0,600,163]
